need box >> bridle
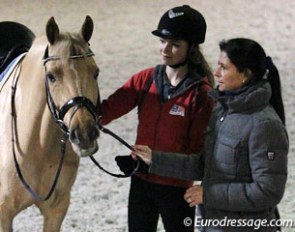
[43,46,140,178]
[11,46,139,201]
[43,45,98,135]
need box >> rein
[90,124,140,178]
[11,46,139,201]
[43,45,140,178]
[10,58,63,201]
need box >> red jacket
[101,66,213,187]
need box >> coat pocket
[212,136,241,177]
[216,136,240,165]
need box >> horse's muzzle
[69,121,100,157]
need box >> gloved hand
[115,155,149,175]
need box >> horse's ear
[81,15,94,42]
[46,17,60,45]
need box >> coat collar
[154,65,208,100]
[210,81,271,114]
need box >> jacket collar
[209,81,271,114]
[154,65,207,101]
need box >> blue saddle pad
[0,53,26,85]
[0,56,20,82]
[0,57,18,82]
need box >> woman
[132,38,289,231]
[100,5,214,232]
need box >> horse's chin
[72,143,99,157]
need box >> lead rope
[90,124,140,178]
[89,89,140,178]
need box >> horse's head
[44,16,100,157]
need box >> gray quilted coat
[150,81,289,231]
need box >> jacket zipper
[220,110,228,122]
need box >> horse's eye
[46,73,56,83]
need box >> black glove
[115,155,149,175]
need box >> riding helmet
[152,5,206,44]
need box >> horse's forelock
[51,32,90,60]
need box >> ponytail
[265,57,285,125]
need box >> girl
[100,5,214,232]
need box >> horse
[0,16,100,232]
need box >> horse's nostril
[70,123,99,147]
[70,126,80,145]
[90,126,100,141]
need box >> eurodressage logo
[168,10,184,19]
[169,104,185,117]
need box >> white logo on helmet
[168,10,184,19]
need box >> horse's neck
[21,36,47,84]
[16,37,60,148]
[22,36,47,72]
[19,37,48,114]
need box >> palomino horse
[0,16,100,231]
